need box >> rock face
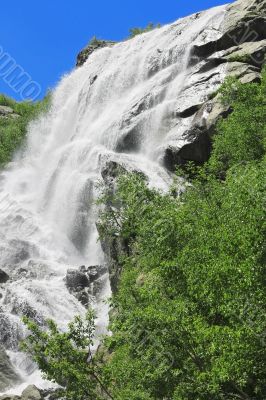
[21,385,42,400]
[162,0,266,170]
[65,265,108,305]
[0,346,21,393]
[0,269,9,284]
[76,38,116,67]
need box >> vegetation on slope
[0,94,50,166]
[129,23,161,38]
[22,70,266,399]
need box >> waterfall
[0,5,226,393]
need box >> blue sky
[0,0,233,101]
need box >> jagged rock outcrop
[65,265,108,305]
[0,269,9,284]
[191,0,266,59]
[163,0,266,171]
[76,38,116,67]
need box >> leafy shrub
[22,311,113,400]
[208,68,266,178]
[129,23,161,38]
[0,93,51,166]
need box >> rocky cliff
[78,0,265,175]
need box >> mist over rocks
[0,346,21,394]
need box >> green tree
[21,311,114,400]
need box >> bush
[208,68,266,178]
[0,93,51,166]
[129,23,161,38]
[22,311,113,400]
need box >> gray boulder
[192,0,266,59]
[223,39,266,67]
[21,385,42,400]
[0,269,9,284]
[66,269,89,290]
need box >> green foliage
[0,93,51,166]
[99,164,266,400]
[208,68,266,178]
[97,70,266,399]
[129,23,161,38]
[21,311,113,400]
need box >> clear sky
[0,0,233,101]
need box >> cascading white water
[0,5,227,393]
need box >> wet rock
[3,290,44,325]
[100,161,128,191]
[0,314,23,350]
[222,39,266,67]
[163,130,211,171]
[65,265,108,306]
[191,0,266,59]
[65,268,91,307]
[225,61,261,80]
[4,239,37,265]
[192,94,232,134]
[0,269,9,284]
[163,93,232,171]
[0,345,21,392]
[21,385,42,400]
[76,38,116,67]
[115,125,143,153]
[66,269,89,290]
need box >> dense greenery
[129,23,161,38]
[0,93,50,166]
[22,70,266,399]
[21,312,113,400]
